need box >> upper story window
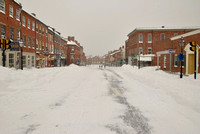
[36,39,38,49]
[10,27,14,40]
[23,35,26,47]
[9,5,13,18]
[39,25,41,33]
[148,47,152,54]
[42,27,44,35]
[22,16,26,27]
[148,33,152,43]
[174,33,178,37]
[36,24,38,32]
[72,46,74,51]
[46,29,48,37]
[0,0,5,14]
[27,19,30,29]
[1,24,6,38]
[139,47,143,55]
[139,33,143,43]
[16,9,20,21]
[32,21,35,31]
[17,29,20,41]
[161,33,165,40]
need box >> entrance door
[188,54,194,74]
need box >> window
[32,21,35,31]
[16,9,20,21]
[23,35,26,47]
[28,37,31,48]
[36,39,38,49]
[10,27,14,40]
[72,46,74,51]
[139,47,143,55]
[23,56,26,68]
[174,33,178,37]
[39,41,41,50]
[42,42,44,50]
[42,27,44,35]
[32,38,35,48]
[139,33,143,43]
[39,25,41,33]
[52,44,54,53]
[17,30,20,41]
[164,55,166,68]
[0,0,5,13]
[46,43,48,51]
[148,47,152,54]
[1,24,6,38]
[148,33,152,43]
[9,5,13,18]
[9,53,14,68]
[173,55,179,67]
[27,19,30,29]
[32,56,35,67]
[36,24,38,32]
[161,33,165,40]
[46,29,48,37]
[22,16,25,27]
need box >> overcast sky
[17,0,200,56]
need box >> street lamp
[19,40,24,70]
[179,36,185,78]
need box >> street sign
[178,53,184,60]
[168,49,173,54]
[10,41,20,51]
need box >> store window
[9,53,14,68]
[0,0,5,13]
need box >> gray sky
[18,0,200,56]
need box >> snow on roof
[14,0,22,6]
[128,26,200,36]
[110,50,121,56]
[170,29,200,41]
[67,41,80,47]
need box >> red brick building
[126,26,198,67]
[47,27,55,67]
[67,36,81,65]
[154,29,200,75]
[35,19,48,68]
[0,0,21,68]
[21,10,36,68]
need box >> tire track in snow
[104,69,152,134]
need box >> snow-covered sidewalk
[0,65,200,134]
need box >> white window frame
[16,9,20,21]
[139,47,143,55]
[72,46,74,51]
[148,33,152,43]
[27,19,30,29]
[22,16,26,27]
[32,38,35,48]
[32,21,35,31]
[36,39,38,49]
[161,33,165,40]
[148,47,152,54]
[139,33,143,43]
[9,5,13,18]
[28,37,31,48]
[0,0,5,14]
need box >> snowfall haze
[17,0,200,56]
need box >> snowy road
[0,65,200,134]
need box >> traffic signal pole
[194,42,197,79]
[2,39,6,67]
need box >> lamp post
[179,36,185,78]
[19,40,24,70]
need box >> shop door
[188,54,194,74]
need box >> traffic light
[189,42,195,51]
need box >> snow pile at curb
[68,64,79,68]
[121,64,134,70]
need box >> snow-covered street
[0,65,200,134]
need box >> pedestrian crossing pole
[194,42,197,79]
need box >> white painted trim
[171,29,200,41]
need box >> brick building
[0,0,21,68]
[67,36,81,65]
[47,26,55,67]
[126,26,198,67]
[21,10,36,68]
[155,29,200,75]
